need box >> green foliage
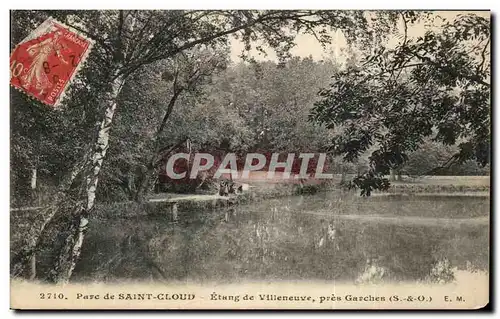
[221,57,339,152]
[311,12,490,195]
[348,172,390,196]
[11,10,490,203]
[11,9,394,204]
[403,140,490,176]
[96,57,341,200]
[98,47,230,200]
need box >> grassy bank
[385,176,490,194]
[91,176,490,219]
[94,181,328,219]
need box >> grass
[385,183,489,194]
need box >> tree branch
[62,20,114,57]
[116,11,289,78]
[154,138,189,167]
[419,154,458,176]
[400,12,408,49]
[411,51,490,87]
[113,10,125,63]
[478,37,490,74]
[356,63,426,86]
[156,81,184,141]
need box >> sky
[229,10,490,65]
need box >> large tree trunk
[48,75,125,284]
[135,138,189,202]
[134,86,185,202]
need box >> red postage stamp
[10,17,94,107]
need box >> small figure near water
[218,180,245,196]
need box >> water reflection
[73,193,489,284]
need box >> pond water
[73,191,490,284]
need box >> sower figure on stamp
[22,30,68,95]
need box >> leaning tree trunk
[48,75,125,284]
[134,86,185,202]
[10,151,89,279]
[135,138,189,202]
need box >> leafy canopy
[311,12,490,195]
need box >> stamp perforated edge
[10,16,96,110]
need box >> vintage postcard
[10,10,490,310]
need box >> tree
[403,139,490,176]
[98,47,230,201]
[311,12,490,195]
[220,57,339,152]
[98,57,341,200]
[10,11,113,280]
[12,10,397,282]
